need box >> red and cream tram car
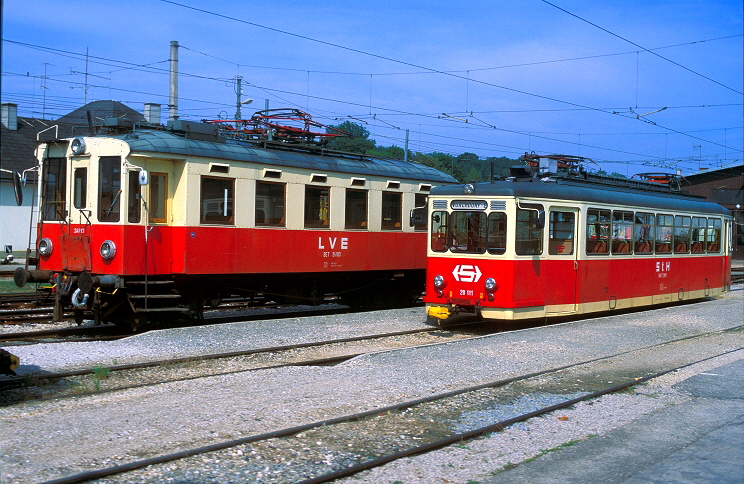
[14,117,456,329]
[424,154,733,323]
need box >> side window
[707,218,722,252]
[98,156,121,222]
[305,186,330,228]
[655,214,673,253]
[42,158,67,221]
[381,192,402,230]
[450,211,487,253]
[674,215,691,253]
[549,211,575,255]
[691,217,707,253]
[413,193,428,231]
[345,189,367,229]
[200,176,234,225]
[487,212,507,255]
[430,211,448,252]
[635,212,654,254]
[127,171,141,223]
[149,173,168,224]
[256,181,285,226]
[73,168,87,209]
[586,208,609,254]
[516,206,543,255]
[611,211,633,254]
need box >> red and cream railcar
[424,156,733,323]
[15,120,455,328]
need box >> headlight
[463,183,475,195]
[485,277,497,291]
[38,238,53,256]
[100,240,117,260]
[70,137,86,155]
[433,274,445,288]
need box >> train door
[546,207,579,314]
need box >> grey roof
[123,131,458,184]
[0,117,77,180]
[432,178,731,216]
[57,100,147,127]
[1,101,145,181]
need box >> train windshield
[41,157,67,221]
[430,210,506,254]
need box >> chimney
[144,103,162,125]
[2,103,18,130]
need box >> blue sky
[2,0,742,176]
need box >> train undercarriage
[15,267,424,331]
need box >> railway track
[35,328,742,484]
[0,326,475,398]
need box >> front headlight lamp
[70,137,86,155]
[100,240,117,260]
[485,277,497,291]
[38,238,53,256]
[433,274,445,288]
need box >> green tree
[325,121,376,154]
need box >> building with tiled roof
[1,100,153,254]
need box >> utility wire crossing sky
[2,0,742,176]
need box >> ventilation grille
[490,200,506,211]
[432,200,448,210]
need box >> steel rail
[37,327,742,484]
[0,327,445,392]
[299,347,744,484]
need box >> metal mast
[169,41,179,121]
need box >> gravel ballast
[0,289,742,483]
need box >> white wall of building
[0,180,37,253]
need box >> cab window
[487,212,507,255]
[42,157,66,221]
[98,156,121,222]
[516,206,543,255]
[73,168,87,209]
[450,211,487,253]
[127,171,141,223]
[430,211,448,252]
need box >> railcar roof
[118,131,457,184]
[431,178,731,216]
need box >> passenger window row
[586,208,721,255]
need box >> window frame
[516,205,544,256]
[41,157,67,221]
[381,191,402,230]
[304,185,330,228]
[98,156,122,223]
[255,181,286,227]
[148,172,168,224]
[586,208,610,255]
[344,188,368,230]
[200,175,235,225]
